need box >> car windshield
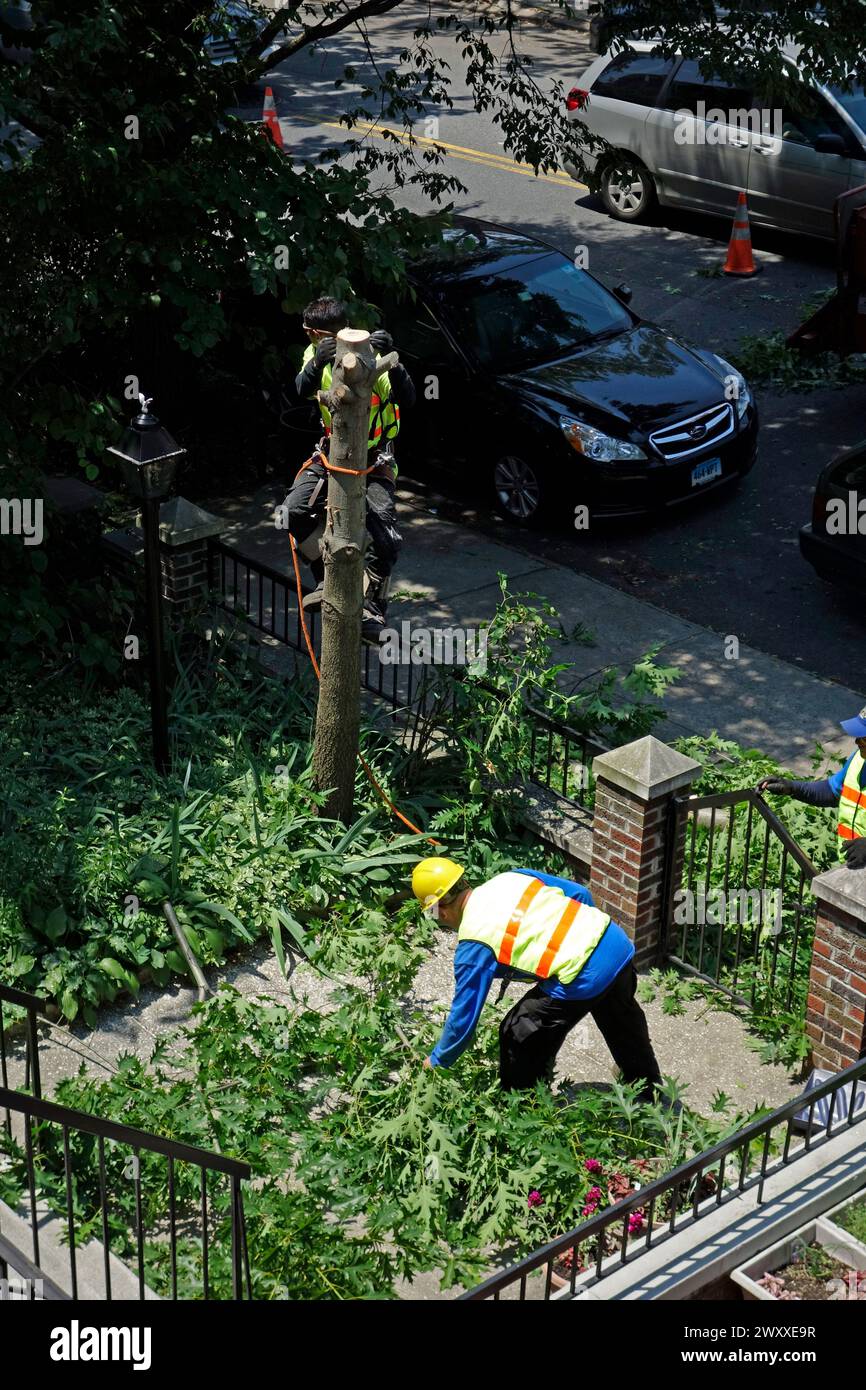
[442,254,632,371]
[828,81,866,134]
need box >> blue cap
[841,705,866,738]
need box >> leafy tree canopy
[2,0,862,486]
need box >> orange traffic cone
[261,86,284,150]
[722,192,760,277]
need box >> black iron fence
[462,1055,866,1300]
[208,538,606,798]
[525,704,605,810]
[210,538,436,720]
[0,982,45,1114]
[0,984,251,1301]
[662,788,818,1014]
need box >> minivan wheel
[493,454,546,524]
[600,158,656,222]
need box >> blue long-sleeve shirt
[788,753,863,809]
[429,868,635,1069]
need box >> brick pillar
[807,867,866,1071]
[154,497,227,614]
[590,736,701,968]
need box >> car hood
[502,324,732,437]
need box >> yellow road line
[287,109,586,190]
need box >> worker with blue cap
[757,706,866,869]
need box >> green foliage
[0,917,765,1298]
[0,626,576,1021]
[636,968,696,1017]
[401,576,679,815]
[833,1197,866,1246]
[733,332,866,392]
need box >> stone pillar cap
[811,864,866,924]
[146,497,228,546]
[593,735,702,801]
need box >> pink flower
[527,1190,543,1209]
[628,1210,645,1236]
[584,1159,602,1175]
[581,1185,602,1217]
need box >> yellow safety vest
[837,751,866,852]
[303,344,400,451]
[458,872,611,985]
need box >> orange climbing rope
[288,449,440,845]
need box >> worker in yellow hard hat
[411,857,663,1095]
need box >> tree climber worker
[285,296,416,643]
[757,706,866,870]
[410,857,665,1096]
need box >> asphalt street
[241,4,865,694]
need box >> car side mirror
[814,133,847,156]
[613,282,633,305]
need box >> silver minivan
[564,41,866,238]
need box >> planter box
[820,1192,866,1266]
[731,1218,866,1301]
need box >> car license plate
[691,457,722,487]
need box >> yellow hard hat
[411,857,464,909]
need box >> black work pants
[283,458,402,584]
[498,962,663,1093]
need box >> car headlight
[713,355,752,420]
[560,416,647,462]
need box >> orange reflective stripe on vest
[499,878,543,967]
[536,897,581,979]
[837,753,866,847]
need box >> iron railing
[208,537,609,794]
[0,982,46,1117]
[210,537,432,718]
[525,703,605,809]
[0,1085,252,1301]
[462,1055,866,1300]
[661,788,818,1012]
[0,982,251,1301]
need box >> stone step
[0,1195,159,1301]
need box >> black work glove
[369,329,393,356]
[756,778,793,795]
[843,837,866,870]
[313,336,337,368]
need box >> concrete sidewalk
[206,481,865,774]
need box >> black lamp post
[107,395,185,774]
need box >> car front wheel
[600,158,656,222]
[493,453,547,524]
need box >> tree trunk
[311,329,397,822]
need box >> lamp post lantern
[107,394,185,774]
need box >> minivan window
[776,96,855,148]
[665,59,752,116]
[443,256,632,371]
[591,51,675,106]
[828,82,866,137]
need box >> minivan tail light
[566,87,589,112]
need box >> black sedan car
[385,220,759,522]
[800,441,866,589]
